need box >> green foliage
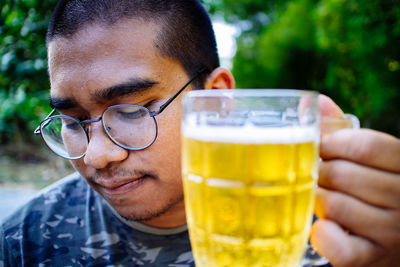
[212,0,400,136]
[0,0,58,144]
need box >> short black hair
[47,0,220,88]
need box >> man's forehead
[53,17,160,44]
[47,18,163,84]
[48,19,161,69]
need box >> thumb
[318,95,360,135]
[318,94,343,118]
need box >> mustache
[87,167,158,181]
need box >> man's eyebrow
[48,78,158,110]
[94,78,159,103]
[49,97,77,110]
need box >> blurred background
[1,0,400,220]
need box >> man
[1,0,399,266]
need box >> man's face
[48,20,191,228]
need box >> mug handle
[321,114,360,135]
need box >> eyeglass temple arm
[34,109,57,135]
[152,68,206,116]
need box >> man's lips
[96,176,148,196]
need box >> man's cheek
[70,160,85,173]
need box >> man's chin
[119,211,159,223]
[112,194,184,223]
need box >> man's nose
[83,122,128,169]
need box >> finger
[320,128,400,173]
[311,219,384,267]
[318,94,344,117]
[319,160,400,208]
[314,187,400,246]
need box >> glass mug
[181,89,321,267]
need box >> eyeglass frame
[34,68,207,159]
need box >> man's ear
[203,67,235,89]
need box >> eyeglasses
[34,68,206,159]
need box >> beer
[182,125,319,267]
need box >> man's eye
[117,109,147,120]
[144,100,157,109]
[63,121,82,131]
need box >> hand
[311,96,400,267]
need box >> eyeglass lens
[103,105,156,149]
[40,105,157,159]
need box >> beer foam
[182,123,318,144]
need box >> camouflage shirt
[0,172,194,267]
